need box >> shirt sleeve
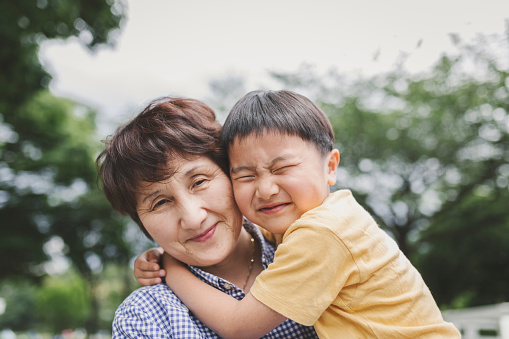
[250,221,359,326]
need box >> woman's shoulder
[112,284,183,337]
[113,284,220,338]
[116,283,187,314]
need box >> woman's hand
[134,247,166,286]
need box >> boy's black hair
[221,90,334,156]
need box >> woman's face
[136,155,244,268]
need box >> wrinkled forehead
[136,151,198,181]
[132,153,190,196]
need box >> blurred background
[1,0,508,337]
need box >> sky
[39,0,509,133]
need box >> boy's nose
[256,178,279,200]
[180,198,207,230]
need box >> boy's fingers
[137,269,166,279]
[138,277,162,287]
[148,269,166,277]
[146,249,163,263]
[140,261,160,271]
[135,256,160,270]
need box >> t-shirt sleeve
[250,222,358,326]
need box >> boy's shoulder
[324,189,355,205]
[305,189,361,219]
[287,189,378,240]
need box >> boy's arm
[162,254,287,339]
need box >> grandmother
[96,97,317,338]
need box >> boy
[140,90,460,338]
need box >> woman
[96,97,317,338]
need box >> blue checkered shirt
[113,219,318,338]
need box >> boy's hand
[134,247,166,286]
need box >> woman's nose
[180,197,207,230]
[256,177,279,200]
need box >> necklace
[242,236,255,291]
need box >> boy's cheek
[232,186,253,217]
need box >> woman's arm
[163,254,287,339]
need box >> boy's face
[228,131,339,234]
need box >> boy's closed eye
[230,167,256,182]
[271,164,295,174]
[233,174,256,182]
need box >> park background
[1,0,508,337]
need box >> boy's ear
[326,149,340,186]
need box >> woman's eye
[153,199,168,209]
[193,179,207,188]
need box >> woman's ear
[326,149,340,186]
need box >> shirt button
[223,283,231,290]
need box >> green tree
[1,90,140,332]
[35,271,90,333]
[0,0,125,114]
[0,280,37,331]
[416,188,509,308]
[0,2,155,332]
[268,29,508,308]
[0,0,126,279]
[50,187,140,331]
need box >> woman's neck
[201,228,260,289]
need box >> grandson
[137,90,460,338]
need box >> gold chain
[242,236,255,291]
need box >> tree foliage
[0,280,37,331]
[0,0,135,333]
[267,29,509,308]
[35,272,91,333]
[1,92,96,278]
[416,189,509,308]
[0,0,125,113]
[0,0,127,279]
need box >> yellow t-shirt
[250,190,460,338]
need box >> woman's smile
[189,223,217,243]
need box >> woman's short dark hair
[96,97,226,239]
[221,90,334,156]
